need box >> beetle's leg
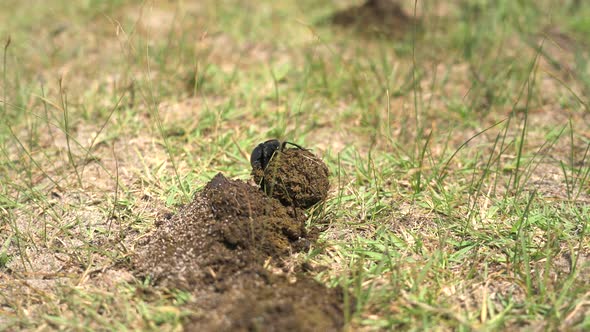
[280,141,305,151]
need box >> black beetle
[250,139,304,169]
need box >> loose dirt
[331,0,419,38]
[134,147,346,331]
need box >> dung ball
[252,147,329,208]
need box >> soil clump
[331,0,420,38]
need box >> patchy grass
[1,0,590,330]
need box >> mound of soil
[134,146,345,331]
[252,148,330,209]
[331,0,419,37]
[187,274,345,331]
[135,173,308,289]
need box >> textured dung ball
[252,148,329,208]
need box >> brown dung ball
[252,148,330,208]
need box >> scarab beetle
[250,139,304,169]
